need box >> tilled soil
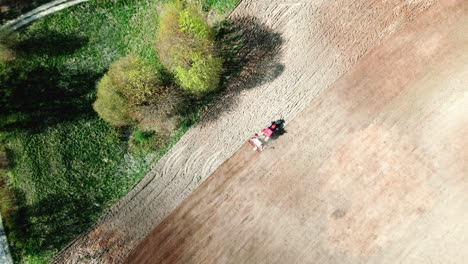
[54,0,442,263]
[125,1,468,263]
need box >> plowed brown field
[125,1,468,263]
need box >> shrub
[93,75,133,127]
[155,1,187,69]
[106,55,163,107]
[93,55,165,127]
[179,6,212,39]
[196,0,240,13]
[174,52,223,95]
[94,55,187,131]
[132,130,155,144]
[155,1,223,95]
[133,86,186,132]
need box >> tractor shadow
[200,16,284,123]
[262,129,287,151]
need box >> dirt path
[125,1,468,263]
[54,0,439,262]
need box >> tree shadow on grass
[0,63,99,133]
[3,150,106,254]
[23,193,97,252]
[200,16,284,123]
[0,32,99,133]
[14,31,88,57]
[2,188,98,258]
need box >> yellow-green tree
[93,55,162,127]
[93,75,132,127]
[156,1,223,95]
[93,55,185,131]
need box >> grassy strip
[0,0,240,263]
[1,0,157,262]
[197,0,240,13]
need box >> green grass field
[0,0,239,262]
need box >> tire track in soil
[53,0,438,263]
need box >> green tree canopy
[93,55,163,127]
[93,55,186,130]
[93,74,132,127]
[155,1,223,95]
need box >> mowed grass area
[0,0,239,262]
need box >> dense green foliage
[132,130,155,144]
[174,51,223,94]
[0,0,240,262]
[156,1,223,95]
[107,55,163,106]
[179,6,212,38]
[93,75,133,127]
[93,55,164,127]
[93,54,186,132]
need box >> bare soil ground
[54,0,446,262]
[125,1,468,263]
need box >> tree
[155,1,223,95]
[133,85,186,132]
[106,55,163,107]
[174,51,223,95]
[93,75,132,127]
[93,55,186,130]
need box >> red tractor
[248,119,285,152]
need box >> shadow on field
[0,31,97,132]
[0,64,98,132]
[15,31,88,56]
[23,193,96,251]
[0,181,98,257]
[201,16,284,123]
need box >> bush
[132,130,155,144]
[93,55,164,127]
[156,1,223,95]
[174,52,223,95]
[178,6,212,39]
[94,54,187,131]
[93,75,133,127]
[106,55,163,106]
[133,85,186,132]
[196,0,240,13]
